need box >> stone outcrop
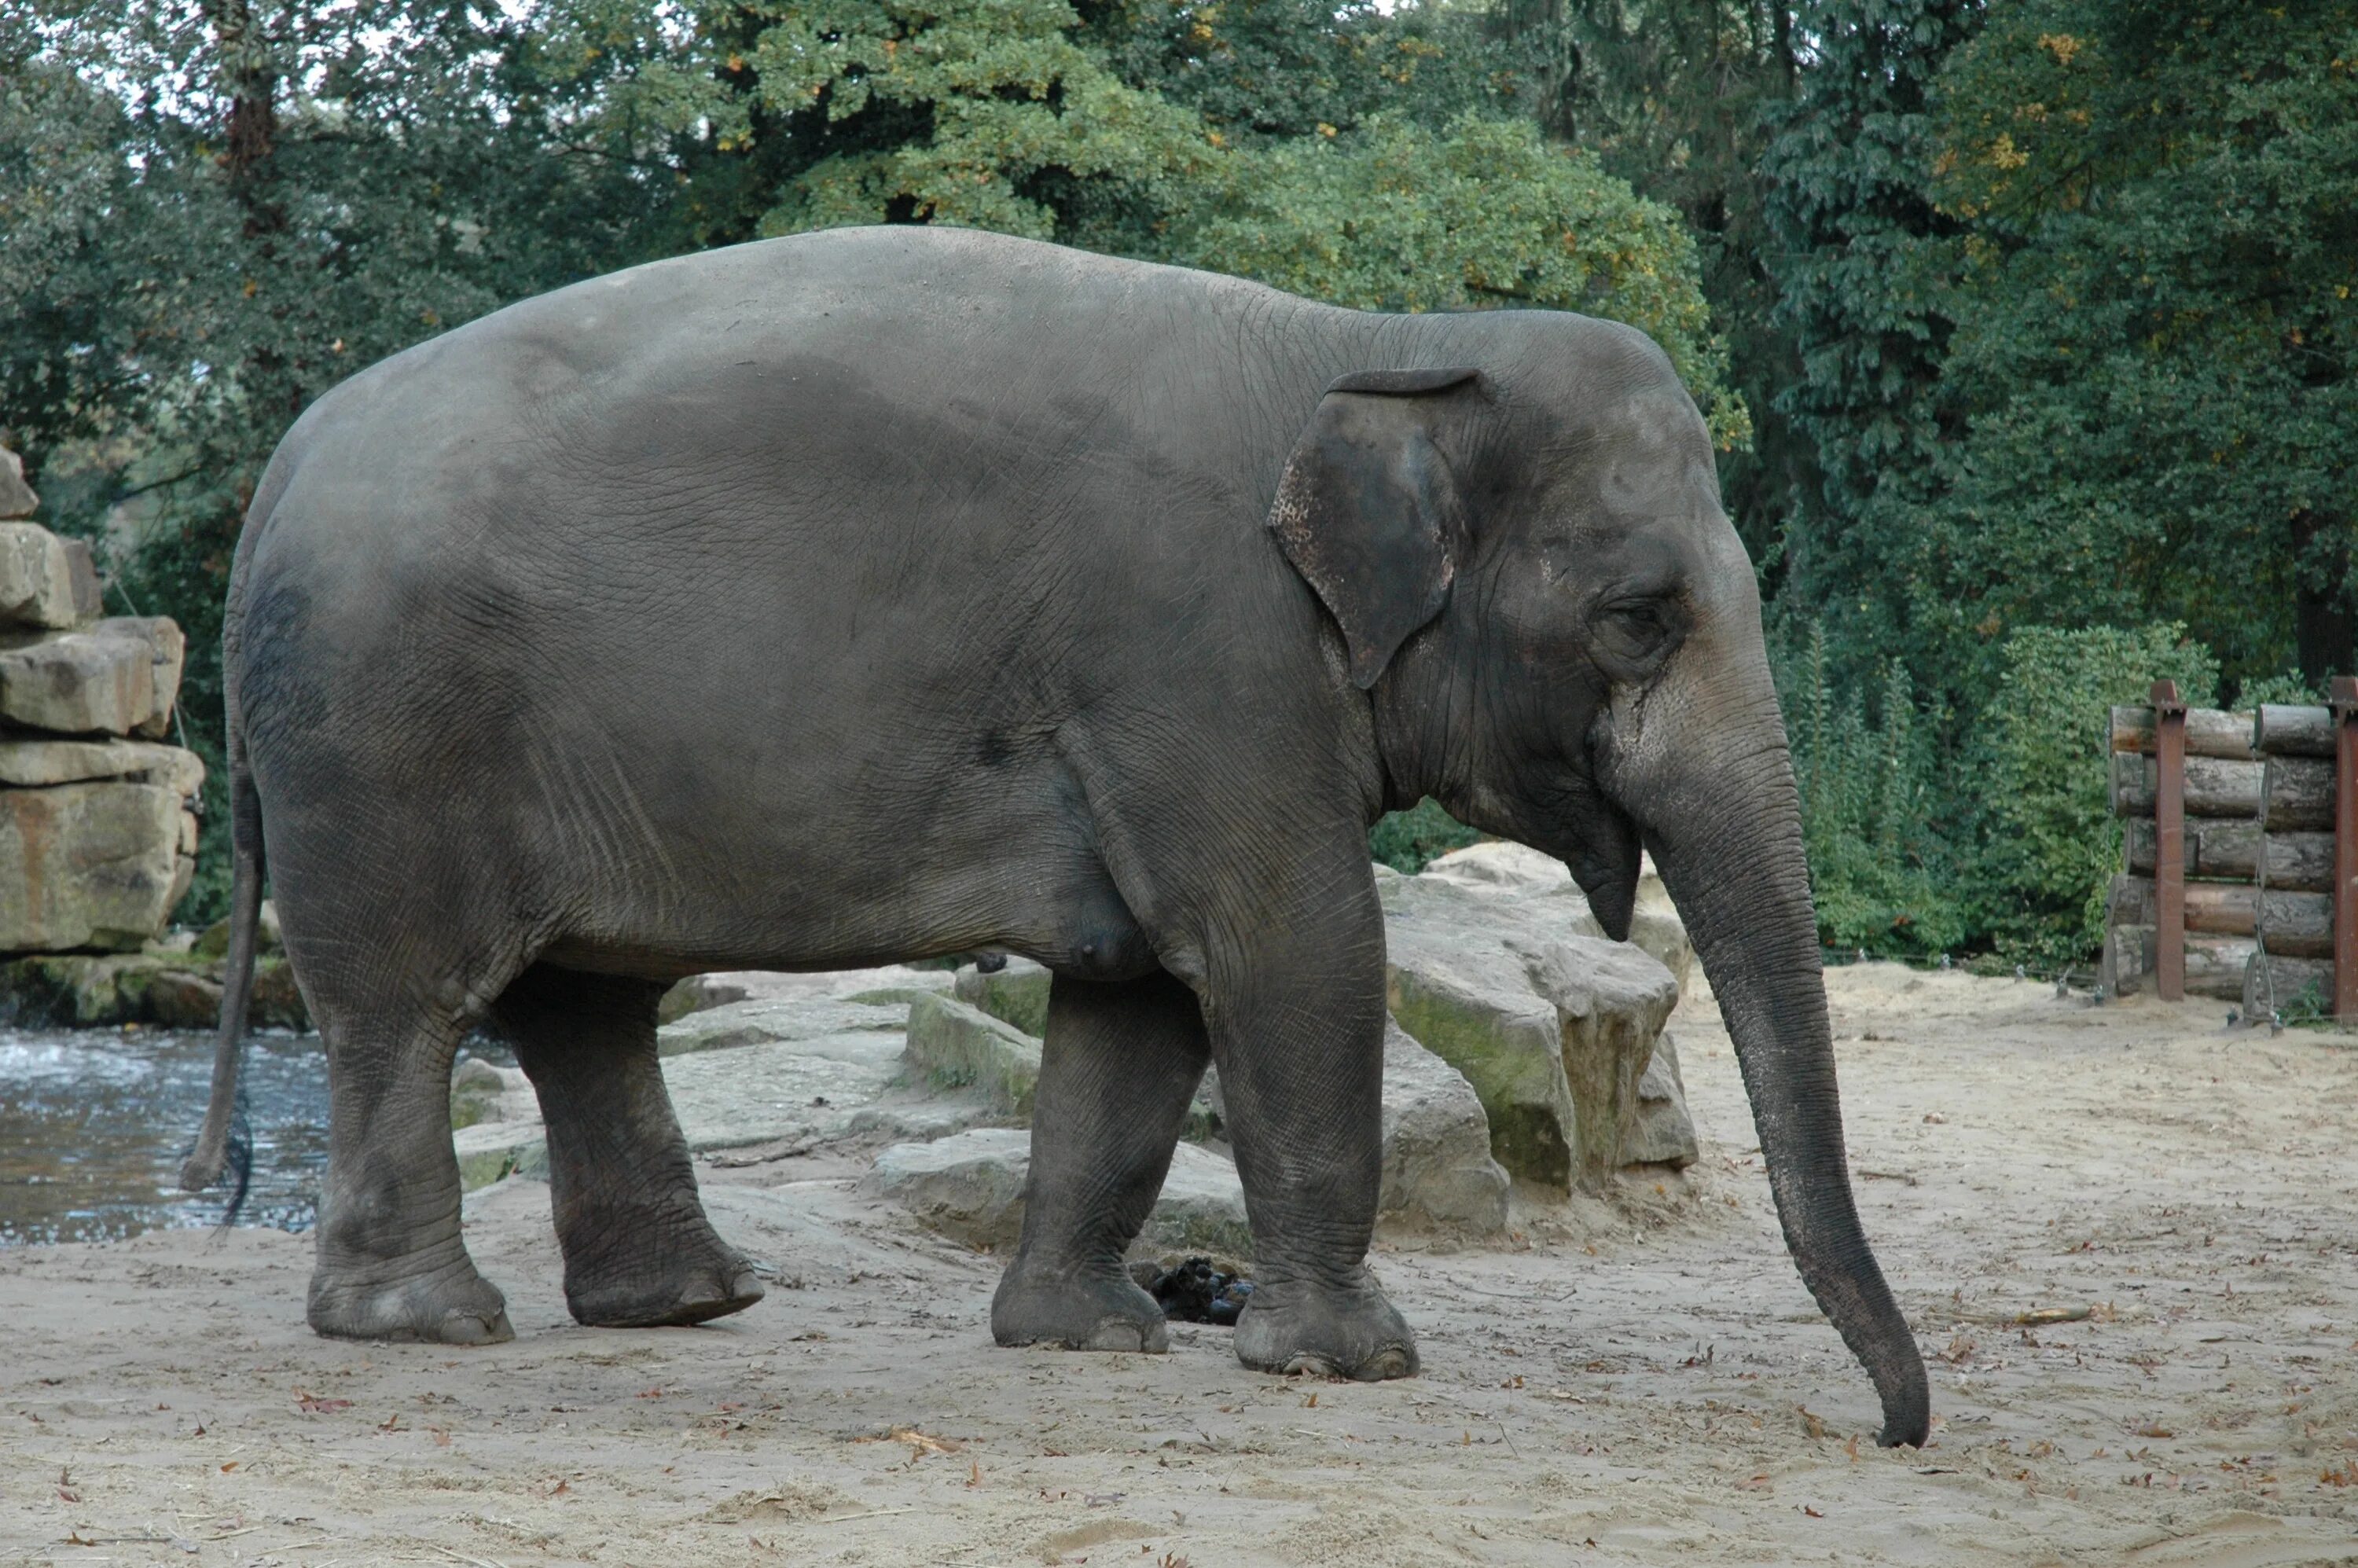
[1519,938,1680,1190]
[903,993,1044,1117]
[864,1128,1251,1254]
[1377,1021,1511,1229]
[1379,849,1696,1192]
[952,955,1053,1036]
[0,446,205,959]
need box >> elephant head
[1269,325,1931,1449]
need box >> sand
[4,964,2356,1566]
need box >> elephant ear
[1268,367,1482,689]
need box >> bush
[1973,622,2219,964]
[1369,798,1478,874]
[1772,619,1969,957]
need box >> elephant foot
[564,1236,765,1329]
[991,1262,1170,1353]
[308,1251,514,1346]
[1233,1272,1417,1381]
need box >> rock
[0,618,184,736]
[1377,1021,1509,1231]
[953,955,1052,1036]
[0,523,99,630]
[662,1030,911,1151]
[0,447,38,520]
[0,780,185,951]
[1621,1030,1699,1169]
[1379,866,1581,1187]
[454,1120,549,1189]
[1419,840,1573,894]
[1518,938,1680,1192]
[865,1128,1251,1254]
[863,1128,1033,1248]
[689,967,957,1006]
[1420,839,1692,991]
[0,737,205,796]
[145,968,223,1029]
[656,996,909,1057]
[656,973,751,1024]
[903,993,1041,1117]
[248,957,310,1030]
[450,1056,509,1129]
[193,899,284,961]
[0,949,285,1027]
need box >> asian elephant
[180,225,1929,1447]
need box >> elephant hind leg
[488,963,763,1328]
[992,969,1210,1353]
[303,966,516,1346]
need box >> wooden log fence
[2102,676,2358,1017]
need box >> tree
[3,0,667,918]
[1756,0,1982,684]
[1156,113,1749,446]
[1919,0,2358,689]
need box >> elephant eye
[1598,597,1681,663]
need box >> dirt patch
[5,966,2356,1565]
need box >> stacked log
[0,445,206,953]
[2101,700,2340,1012]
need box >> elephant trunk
[1634,703,1930,1448]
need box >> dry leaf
[2014,1306,2091,1326]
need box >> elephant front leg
[993,970,1210,1353]
[1203,898,1416,1382]
[492,964,764,1327]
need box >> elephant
[179,224,1929,1447]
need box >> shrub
[1369,798,1478,874]
[1772,619,1969,957]
[1973,622,2219,964]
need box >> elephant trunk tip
[1876,1362,1931,1449]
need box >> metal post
[2333,676,2358,1018]
[2152,680,2187,1002]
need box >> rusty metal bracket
[2333,675,2358,1019]
[2151,680,2187,1002]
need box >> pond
[0,1027,332,1246]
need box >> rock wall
[0,446,205,954]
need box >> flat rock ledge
[863,1129,1251,1254]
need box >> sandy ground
[5,965,2357,1568]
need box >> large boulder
[0,448,38,520]
[0,523,101,630]
[0,617,184,737]
[953,955,1053,1037]
[656,995,908,1057]
[1377,1021,1509,1230]
[1421,839,1692,991]
[0,781,184,951]
[0,736,204,795]
[1378,857,1688,1192]
[1379,864,1582,1186]
[903,992,1042,1116]
[1518,938,1680,1191]
[865,1127,1251,1254]
[1621,1030,1699,1169]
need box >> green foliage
[1370,798,1479,874]
[1910,0,2358,692]
[2235,672,2322,708]
[1152,113,1749,447]
[1757,0,1984,686]
[1974,623,2218,963]
[1772,619,1967,955]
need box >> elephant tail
[178,733,264,1213]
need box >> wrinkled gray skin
[181,226,1928,1446]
